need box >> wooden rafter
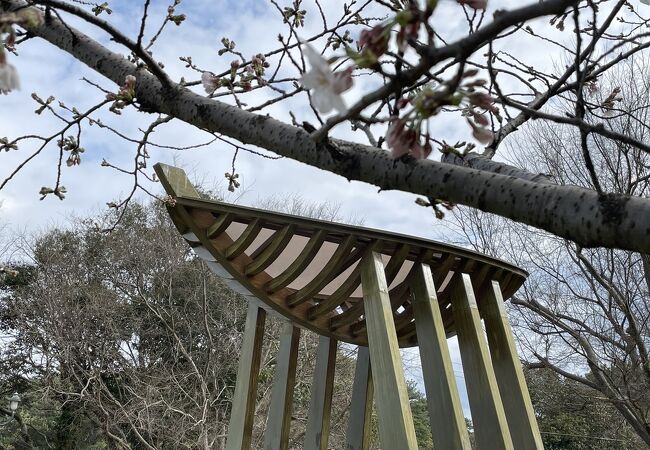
[154,163,528,348]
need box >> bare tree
[448,54,650,444]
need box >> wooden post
[360,251,419,450]
[452,273,513,450]
[264,323,300,450]
[345,346,374,450]
[304,336,337,450]
[412,264,472,450]
[479,281,544,450]
[226,303,266,450]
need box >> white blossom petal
[311,89,336,114]
[302,43,330,73]
[300,70,324,90]
[0,63,19,95]
[201,71,219,94]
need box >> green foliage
[525,368,645,450]
[408,382,433,449]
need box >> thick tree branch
[5,0,650,253]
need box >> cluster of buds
[250,53,270,77]
[202,54,270,95]
[202,61,251,95]
[32,93,55,114]
[395,2,423,51]
[457,70,499,144]
[225,171,240,192]
[91,2,112,16]
[39,186,67,200]
[351,24,391,68]
[169,13,186,26]
[283,0,307,28]
[106,75,136,114]
[386,117,433,160]
[328,30,353,51]
[349,0,439,68]
[0,137,17,151]
[58,136,85,167]
[218,37,236,56]
[415,196,456,220]
[168,1,186,26]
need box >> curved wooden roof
[154,163,527,347]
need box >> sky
[0,0,618,419]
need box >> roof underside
[154,163,527,348]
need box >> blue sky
[0,0,594,419]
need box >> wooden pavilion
[154,163,543,450]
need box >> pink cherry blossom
[386,119,431,160]
[201,71,220,94]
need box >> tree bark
[4,0,650,252]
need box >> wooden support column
[345,346,374,450]
[452,273,513,450]
[412,264,472,450]
[479,281,544,450]
[304,336,337,450]
[264,323,300,450]
[226,303,266,450]
[360,251,419,450]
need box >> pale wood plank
[226,303,267,450]
[265,230,327,293]
[264,323,300,450]
[154,163,202,198]
[246,224,295,276]
[345,346,374,450]
[412,264,471,450]
[304,336,337,450]
[452,273,514,450]
[225,218,263,259]
[479,281,544,450]
[360,251,418,450]
[207,213,234,238]
[308,241,382,319]
[287,235,356,307]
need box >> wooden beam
[265,230,327,293]
[154,163,201,198]
[226,303,266,450]
[479,281,544,450]
[246,224,295,276]
[451,273,513,450]
[360,251,418,450]
[304,336,337,450]
[264,323,300,450]
[412,264,471,450]
[345,346,374,450]
[287,235,356,307]
[225,218,263,259]
[207,213,234,239]
[308,241,382,319]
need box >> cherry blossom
[386,118,431,160]
[300,43,352,114]
[0,61,19,94]
[201,71,220,94]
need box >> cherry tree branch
[4,0,650,253]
